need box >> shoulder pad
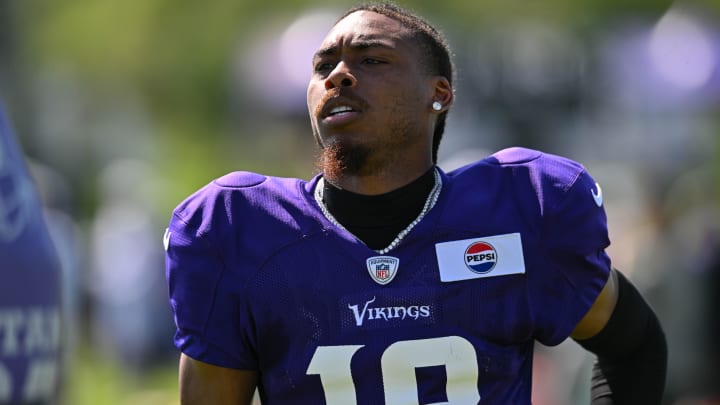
[214,171,267,188]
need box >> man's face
[307,11,436,176]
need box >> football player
[166,3,667,404]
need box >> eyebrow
[312,40,395,60]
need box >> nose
[324,62,357,90]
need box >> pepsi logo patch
[435,233,525,282]
[464,242,497,274]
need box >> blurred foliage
[13,0,680,120]
[9,0,712,216]
[64,346,177,405]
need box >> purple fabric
[165,147,611,404]
[0,104,62,404]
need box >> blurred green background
[1,0,719,403]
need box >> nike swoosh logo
[591,182,603,207]
[163,228,172,251]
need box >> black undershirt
[322,167,436,250]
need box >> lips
[321,97,361,118]
[317,90,367,124]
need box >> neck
[321,166,438,250]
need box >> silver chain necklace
[314,168,443,255]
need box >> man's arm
[179,353,259,405]
[571,268,619,339]
[571,268,668,404]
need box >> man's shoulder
[493,147,586,188]
[177,171,306,208]
[170,171,314,233]
[487,146,544,165]
[213,170,272,188]
[446,147,595,216]
[487,147,583,173]
[451,147,586,183]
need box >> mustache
[313,87,369,117]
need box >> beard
[315,139,372,183]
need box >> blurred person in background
[165,2,667,404]
[88,159,177,372]
[0,101,62,404]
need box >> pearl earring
[432,101,442,111]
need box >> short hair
[338,2,455,164]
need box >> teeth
[329,105,353,115]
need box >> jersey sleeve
[528,161,612,346]
[165,187,257,370]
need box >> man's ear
[431,76,454,113]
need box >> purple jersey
[165,147,611,404]
[0,104,62,404]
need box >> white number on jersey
[307,336,480,404]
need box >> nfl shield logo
[366,256,400,285]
